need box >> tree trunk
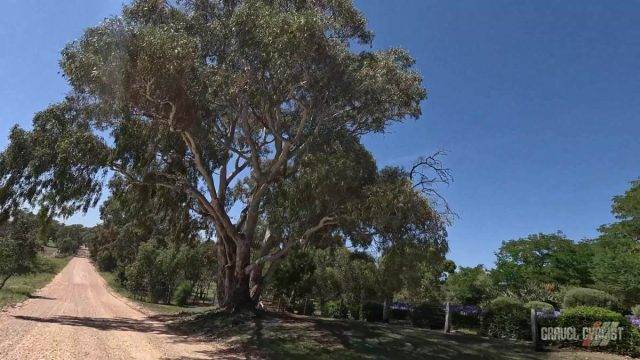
[383,297,391,323]
[0,274,12,290]
[216,234,255,313]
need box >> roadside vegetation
[0,209,87,309]
[0,255,70,309]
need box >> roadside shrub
[481,297,530,340]
[96,251,117,272]
[124,242,210,304]
[362,302,384,322]
[411,302,445,329]
[558,306,640,357]
[348,303,361,320]
[525,301,555,312]
[322,300,348,319]
[173,281,193,306]
[563,288,620,311]
[452,312,480,329]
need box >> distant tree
[445,265,495,306]
[493,233,592,299]
[0,0,427,312]
[0,213,38,289]
[591,180,640,307]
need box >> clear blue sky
[1,0,639,268]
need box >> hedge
[563,288,619,311]
[557,306,640,357]
[480,297,530,340]
[411,302,445,329]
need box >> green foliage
[322,300,349,319]
[563,288,620,311]
[0,0,431,310]
[362,302,384,322]
[124,241,210,304]
[480,297,530,340]
[558,306,640,357]
[445,265,495,305]
[411,302,445,329]
[0,214,39,289]
[96,251,117,272]
[452,311,481,329]
[590,180,640,307]
[493,233,593,302]
[524,301,555,312]
[0,255,71,309]
[173,281,193,307]
[632,305,640,316]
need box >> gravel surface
[0,257,223,360]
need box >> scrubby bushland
[480,297,530,340]
[124,241,213,304]
[558,306,640,357]
[563,288,620,311]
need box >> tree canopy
[0,0,447,311]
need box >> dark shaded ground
[167,311,556,360]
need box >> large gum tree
[0,0,431,312]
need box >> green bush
[96,251,117,272]
[348,303,362,320]
[123,242,210,304]
[411,302,445,329]
[322,300,348,319]
[525,301,555,312]
[563,288,620,311]
[631,305,640,316]
[557,306,640,357]
[480,297,530,340]
[173,281,193,306]
[452,312,480,329]
[362,302,384,322]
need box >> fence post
[531,308,539,351]
[444,302,451,333]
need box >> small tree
[0,214,38,289]
[445,265,495,306]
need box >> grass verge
[0,255,71,309]
[168,311,554,360]
[98,270,212,315]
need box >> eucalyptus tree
[0,213,38,290]
[592,180,640,307]
[0,0,427,311]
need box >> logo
[540,322,624,347]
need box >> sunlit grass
[0,255,71,309]
[98,270,213,315]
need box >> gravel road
[0,257,221,359]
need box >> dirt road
[0,257,222,360]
